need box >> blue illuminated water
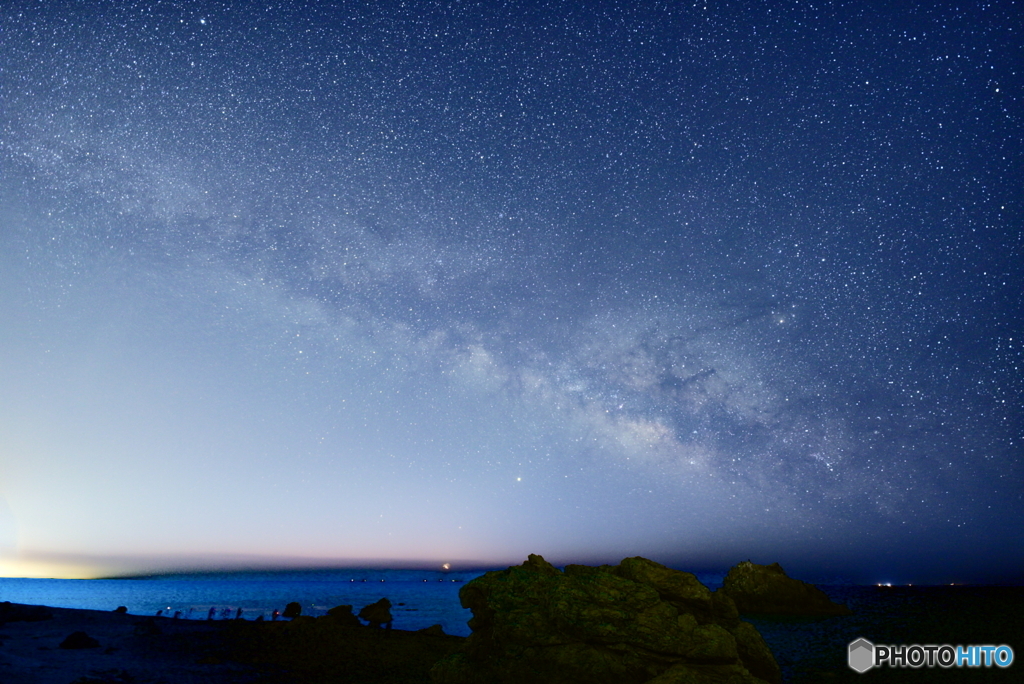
[0,569,484,636]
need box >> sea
[0,568,490,636]
[2,571,1021,682]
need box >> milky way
[1,1,1021,582]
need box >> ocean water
[749,585,1024,683]
[0,569,484,636]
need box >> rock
[283,615,317,632]
[60,631,100,649]
[614,556,717,623]
[418,624,446,636]
[358,598,393,627]
[0,602,53,623]
[720,561,852,616]
[430,554,780,684]
[283,601,302,618]
[113,606,128,614]
[326,604,363,627]
[729,620,780,683]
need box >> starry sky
[1,1,1021,583]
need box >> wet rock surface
[430,554,781,684]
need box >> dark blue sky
[1,0,1021,583]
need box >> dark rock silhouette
[418,624,446,637]
[283,601,302,619]
[59,631,100,649]
[430,554,780,684]
[285,615,317,629]
[0,601,53,623]
[326,604,362,628]
[358,598,393,628]
[113,605,128,614]
[720,561,852,616]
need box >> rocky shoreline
[4,557,1017,683]
[0,557,845,684]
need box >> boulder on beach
[59,631,100,649]
[283,601,302,619]
[720,561,852,616]
[113,605,128,614]
[358,598,393,628]
[430,554,780,684]
[326,604,363,628]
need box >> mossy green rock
[720,561,852,616]
[431,555,780,684]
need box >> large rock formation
[430,555,780,684]
[720,561,851,616]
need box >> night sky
[1,1,1021,584]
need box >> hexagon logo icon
[848,638,874,673]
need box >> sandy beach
[0,602,464,684]
[0,603,266,683]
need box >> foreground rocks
[58,631,100,649]
[358,598,394,627]
[720,561,852,616]
[430,554,781,684]
[224,605,464,683]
